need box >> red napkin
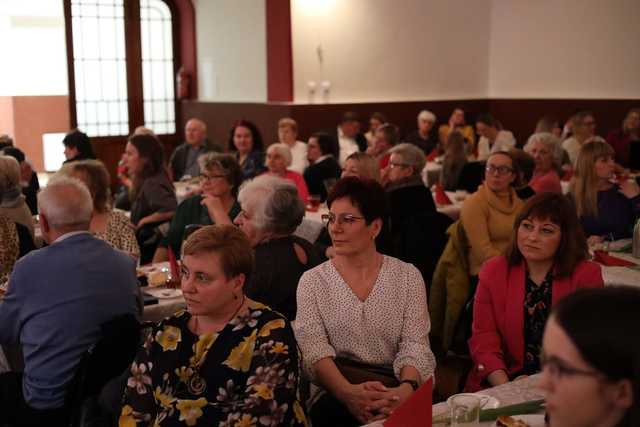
[167,246,180,280]
[384,378,432,427]
[593,250,637,267]
[426,148,439,162]
[434,184,453,205]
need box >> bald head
[185,118,207,146]
[38,176,93,232]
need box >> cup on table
[447,393,487,426]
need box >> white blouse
[294,255,436,383]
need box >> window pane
[140,0,175,135]
[71,0,128,137]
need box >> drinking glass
[448,393,483,426]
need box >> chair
[456,161,486,193]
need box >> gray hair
[266,143,293,167]
[418,110,436,123]
[37,176,93,229]
[389,143,426,177]
[0,155,20,194]
[238,175,304,234]
[524,132,564,165]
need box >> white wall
[291,0,492,103]
[0,0,67,96]
[488,0,640,99]
[194,0,267,102]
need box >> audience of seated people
[570,139,640,243]
[295,177,435,426]
[277,117,309,174]
[524,132,564,194]
[154,152,241,262]
[123,133,177,263]
[2,146,40,214]
[228,119,267,181]
[607,107,640,170]
[62,129,95,164]
[405,109,438,155]
[461,151,524,279]
[562,110,603,166]
[0,155,35,243]
[369,122,399,169]
[0,177,140,426]
[169,118,222,181]
[440,130,468,191]
[364,111,387,148]
[59,159,140,258]
[303,132,342,202]
[120,225,307,426]
[330,111,368,165]
[466,192,603,391]
[540,287,640,427]
[475,113,516,161]
[234,175,320,320]
[438,108,476,155]
[262,142,310,204]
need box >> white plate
[144,288,183,299]
[433,394,500,417]
[494,414,545,427]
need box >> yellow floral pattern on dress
[257,319,285,337]
[119,405,136,427]
[270,342,288,354]
[189,332,218,367]
[176,398,207,426]
[156,325,182,351]
[293,401,308,427]
[223,329,257,372]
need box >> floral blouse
[522,273,552,376]
[0,214,18,287]
[119,302,307,427]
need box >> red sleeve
[574,261,604,289]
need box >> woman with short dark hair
[540,287,640,427]
[295,176,435,426]
[62,129,95,163]
[465,192,603,391]
[120,225,307,426]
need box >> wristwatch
[400,379,419,391]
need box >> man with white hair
[169,118,223,180]
[0,176,139,424]
[405,110,438,155]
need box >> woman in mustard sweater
[460,151,524,276]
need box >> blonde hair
[59,159,111,213]
[0,155,20,194]
[278,117,298,133]
[344,152,381,182]
[570,140,615,218]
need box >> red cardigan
[465,256,603,392]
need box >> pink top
[529,170,562,194]
[262,170,310,204]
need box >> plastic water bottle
[633,219,640,258]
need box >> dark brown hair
[182,224,254,282]
[128,133,167,199]
[327,176,387,225]
[506,192,588,277]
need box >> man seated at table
[0,176,140,425]
[169,118,223,181]
[329,111,368,166]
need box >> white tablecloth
[601,242,640,288]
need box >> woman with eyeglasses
[540,286,639,427]
[465,192,603,391]
[570,139,640,246]
[295,177,435,426]
[153,153,242,262]
[233,175,320,321]
[120,225,308,426]
[461,151,524,278]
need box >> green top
[160,195,241,258]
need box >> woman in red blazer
[465,192,603,392]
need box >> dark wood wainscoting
[181,98,640,150]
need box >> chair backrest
[457,161,486,193]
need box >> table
[142,288,186,322]
[600,240,640,288]
[363,374,544,427]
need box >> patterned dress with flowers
[119,301,307,427]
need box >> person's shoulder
[479,255,510,279]
[177,194,203,210]
[299,259,332,284]
[572,259,603,281]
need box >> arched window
[64,0,178,138]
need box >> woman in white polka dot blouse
[294,176,436,426]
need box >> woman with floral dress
[119,225,307,426]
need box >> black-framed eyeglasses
[200,173,227,182]
[485,165,513,176]
[321,213,366,226]
[540,352,601,381]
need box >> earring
[233,294,238,300]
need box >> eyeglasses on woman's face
[200,172,227,183]
[321,212,365,227]
[485,164,514,176]
[540,352,601,382]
